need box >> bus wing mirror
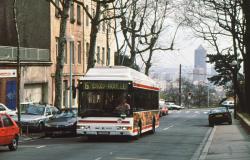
[120,113,126,119]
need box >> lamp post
[231,60,237,119]
[68,35,74,112]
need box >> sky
[136,25,210,72]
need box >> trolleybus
[77,66,160,138]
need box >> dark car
[0,113,20,151]
[208,107,232,127]
[45,108,77,136]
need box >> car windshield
[0,105,5,111]
[59,110,77,118]
[24,105,45,115]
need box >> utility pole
[179,64,182,106]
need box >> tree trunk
[242,0,250,114]
[54,0,70,108]
[87,2,101,70]
[145,48,153,76]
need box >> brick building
[0,0,115,109]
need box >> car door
[0,115,7,144]
[45,107,53,120]
[1,114,16,144]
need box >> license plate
[215,115,223,118]
[97,131,110,135]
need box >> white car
[0,103,17,116]
[166,102,185,110]
[221,100,234,109]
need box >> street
[0,109,213,160]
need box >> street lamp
[68,35,74,112]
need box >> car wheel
[135,122,142,139]
[45,132,53,137]
[8,136,18,151]
[150,118,156,134]
[209,121,214,127]
[38,122,45,131]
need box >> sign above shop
[0,69,17,78]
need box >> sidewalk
[202,119,250,160]
[19,132,45,142]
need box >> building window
[72,79,76,105]
[77,5,81,25]
[102,47,105,65]
[55,37,59,57]
[63,80,68,108]
[70,2,75,23]
[78,41,81,64]
[86,42,89,61]
[86,5,89,26]
[107,48,110,65]
[102,21,106,32]
[70,41,75,64]
[64,42,67,64]
[97,46,100,64]
[55,0,60,18]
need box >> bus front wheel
[150,118,156,134]
[135,122,142,139]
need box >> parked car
[0,113,20,151]
[208,107,232,127]
[159,100,168,116]
[13,103,60,131]
[221,100,234,109]
[166,102,184,110]
[0,103,17,116]
[45,108,77,136]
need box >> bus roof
[81,66,160,91]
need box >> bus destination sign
[83,82,128,90]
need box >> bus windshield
[79,90,132,117]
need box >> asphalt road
[0,109,212,160]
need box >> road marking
[163,125,174,131]
[95,157,103,160]
[115,157,152,160]
[36,145,46,149]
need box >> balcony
[0,46,50,62]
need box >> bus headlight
[116,126,132,131]
[77,125,90,130]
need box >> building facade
[0,0,115,109]
[193,45,207,82]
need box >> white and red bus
[77,66,160,138]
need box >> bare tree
[13,0,21,122]
[74,0,127,70]
[180,0,250,113]
[114,0,179,75]
[47,0,71,108]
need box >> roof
[80,66,159,90]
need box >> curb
[198,126,216,160]
[19,133,45,142]
[237,113,250,134]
